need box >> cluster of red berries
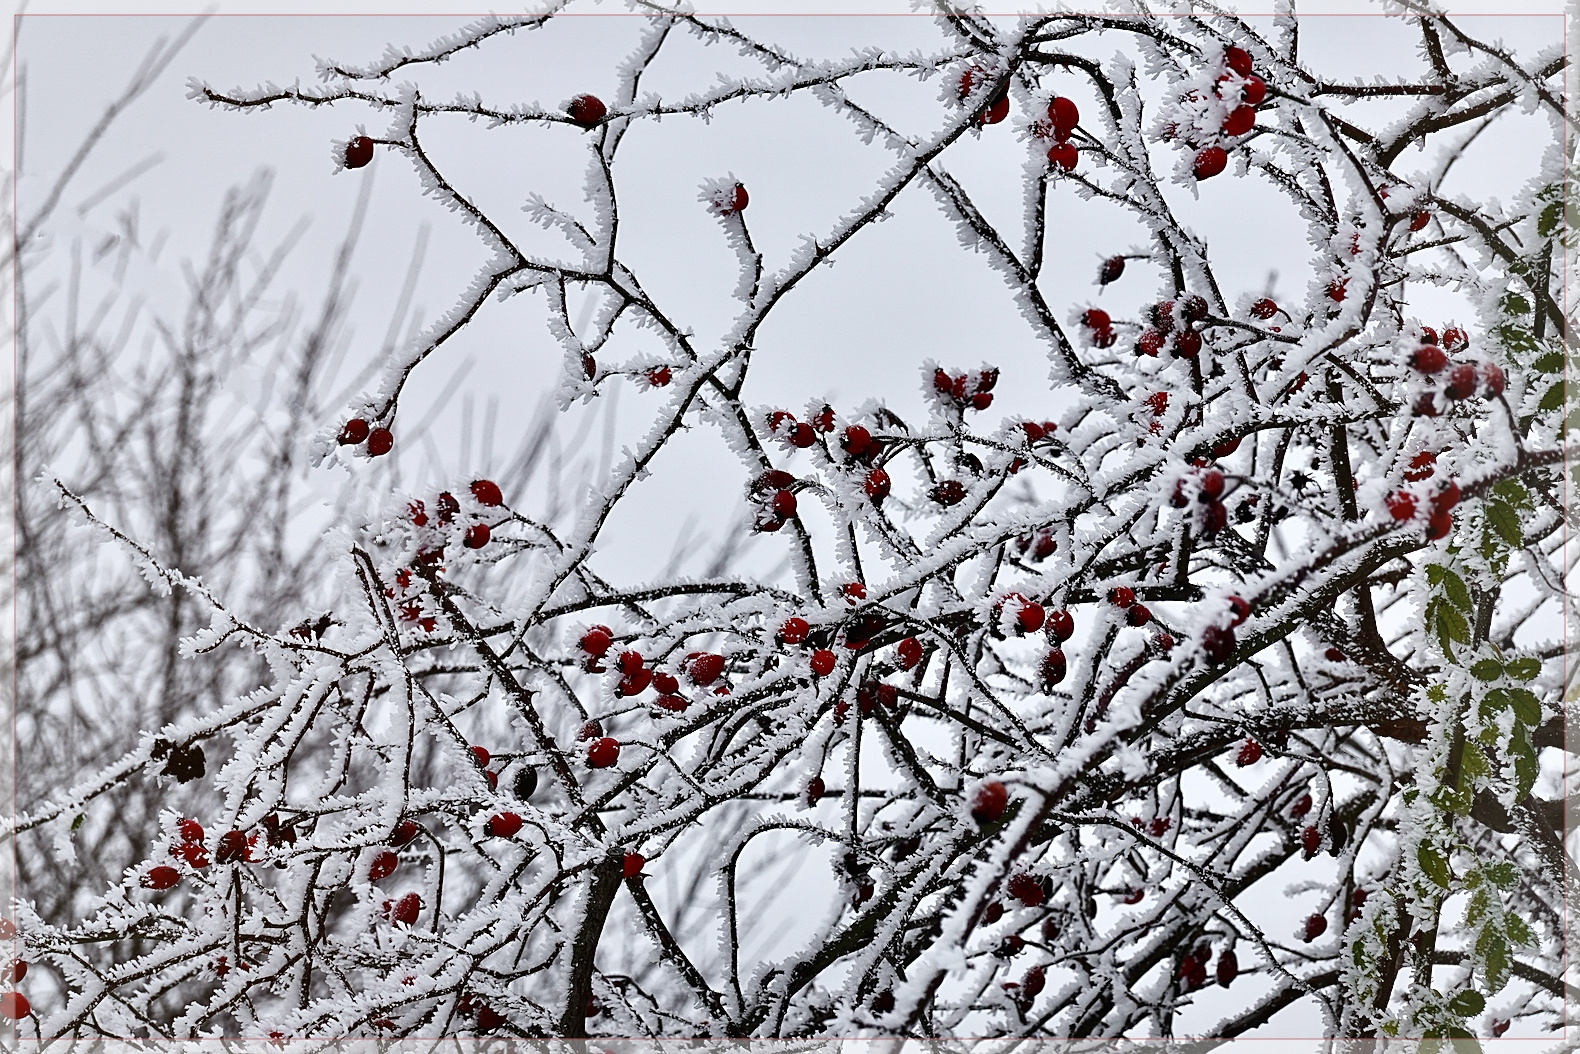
[1407,326,1504,417]
[1038,96,1081,172]
[1384,448,1460,540]
[1200,594,1251,665]
[958,66,1009,126]
[767,406,834,449]
[337,417,394,457]
[1191,46,1267,180]
[1170,466,1233,536]
[1034,606,1077,690]
[1178,944,1239,990]
[749,469,800,533]
[1077,307,1118,348]
[1136,295,1211,359]
[932,367,999,412]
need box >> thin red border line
[6,6,1567,1049]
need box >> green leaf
[1485,861,1518,888]
[1438,619,1458,662]
[1509,688,1542,726]
[1442,569,1473,611]
[71,813,85,831]
[1470,659,1504,682]
[1419,843,1452,888]
[1426,564,1447,585]
[1478,927,1511,991]
[1459,741,1490,788]
[1538,199,1562,237]
[1479,687,1510,720]
[1533,351,1564,373]
[1510,734,1538,800]
[1538,381,1565,413]
[1500,293,1530,316]
[1487,502,1523,547]
[1504,657,1540,681]
[1506,913,1533,946]
[1449,990,1486,1017]
[1438,604,1470,645]
[1492,480,1531,509]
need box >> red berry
[1250,297,1278,320]
[725,182,749,214]
[1432,480,1461,513]
[1099,256,1125,286]
[932,480,966,506]
[1427,510,1453,541]
[770,489,797,519]
[1302,914,1328,941]
[216,830,248,864]
[864,468,891,500]
[587,737,620,768]
[1352,887,1369,907]
[1126,604,1151,627]
[1046,609,1074,642]
[1445,362,1478,400]
[579,627,613,657]
[806,776,826,804]
[1240,74,1267,105]
[1014,598,1046,634]
[1385,491,1416,521]
[1291,793,1313,818]
[1442,327,1468,351]
[1326,277,1348,302]
[1226,595,1250,624]
[842,582,867,602]
[617,650,645,675]
[1491,1020,1510,1037]
[390,892,422,926]
[567,94,606,127]
[141,865,181,890]
[1235,739,1263,766]
[1201,625,1236,664]
[368,850,398,881]
[391,820,419,848]
[623,851,645,877]
[1222,105,1255,136]
[0,992,29,1020]
[896,636,923,669]
[1041,647,1067,688]
[8,962,23,984]
[1023,964,1046,997]
[470,479,503,507]
[1409,210,1430,232]
[971,780,1008,823]
[1224,46,1253,76]
[970,391,994,410]
[1411,344,1447,374]
[1404,451,1437,481]
[810,649,837,677]
[1193,146,1228,180]
[812,406,835,432]
[1048,96,1079,137]
[1047,142,1078,171]
[687,653,725,685]
[790,422,816,448]
[1200,470,1226,501]
[1212,435,1241,457]
[463,523,491,549]
[979,94,1010,126]
[338,418,370,445]
[646,366,672,387]
[344,136,375,169]
[780,618,810,644]
[1137,329,1165,356]
[653,671,680,695]
[367,428,394,457]
[933,368,954,394]
[469,745,490,767]
[1480,362,1506,397]
[1153,631,1175,653]
[654,694,687,713]
[1109,586,1136,608]
[1216,949,1238,986]
[1324,647,1346,661]
[1007,873,1045,906]
[617,668,653,696]
[1301,824,1322,859]
[1082,308,1111,330]
[178,818,204,844]
[1172,329,1202,358]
